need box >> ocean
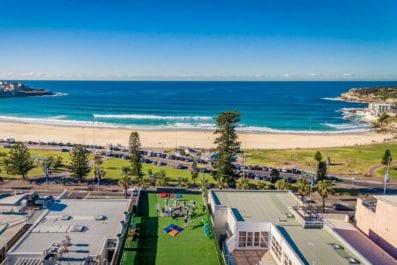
[0,81,396,133]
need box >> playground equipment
[201,218,212,239]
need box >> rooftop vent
[60,215,72,221]
[331,243,344,250]
[346,257,360,264]
[95,215,107,221]
[68,225,86,232]
[285,213,294,218]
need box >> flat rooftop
[8,198,129,264]
[326,218,397,265]
[212,190,298,224]
[375,195,397,207]
[211,190,363,265]
[0,214,28,250]
[279,225,361,265]
[0,194,25,206]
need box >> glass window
[271,236,282,261]
[238,231,247,247]
[260,232,269,248]
[247,232,253,247]
[254,232,260,246]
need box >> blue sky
[0,0,396,80]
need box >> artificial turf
[120,192,220,265]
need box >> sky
[0,0,396,80]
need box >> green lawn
[0,147,213,183]
[120,192,220,265]
[245,143,397,178]
[0,148,71,179]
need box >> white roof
[8,199,129,264]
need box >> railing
[222,240,235,265]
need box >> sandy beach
[0,121,394,149]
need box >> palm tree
[275,178,289,190]
[257,181,270,190]
[156,170,168,187]
[199,174,209,190]
[118,175,131,199]
[296,177,311,201]
[237,178,249,190]
[377,112,390,126]
[316,179,334,213]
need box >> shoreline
[0,121,394,149]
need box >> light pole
[384,156,392,195]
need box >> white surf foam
[93,114,213,121]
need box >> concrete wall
[355,198,397,258]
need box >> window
[238,231,247,247]
[283,254,292,265]
[271,236,282,261]
[239,231,269,248]
[247,232,253,246]
[260,232,269,248]
[254,232,260,247]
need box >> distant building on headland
[368,102,396,116]
[355,195,397,259]
[0,81,52,97]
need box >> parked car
[175,164,188,170]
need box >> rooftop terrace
[120,192,220,265]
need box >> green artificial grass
[121,193,220,265]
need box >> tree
[382,149,392,165]
[122,166,131,177]
[129,132,143,185]
[314,151,323,163]
[378,112,390,126]
[93,155,104,178]
[296,177,311,201]
[4,142,35,179]
[69,145,91,182]
[53,156,63,170]
[119,174,131,199]
[191,161,199,184]
[156,170,168,187]
[213,111,241,187]
[316,180,334,213]
[316,161,327,181]
[257,181,270,190]
[199,174,209,190]
[270,170,280,183]
[237,178,249,190]
[275,178,289,190]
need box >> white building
[3,197,131,265]
[368,102,393,116]
[208,190,375,265]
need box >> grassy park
[0,141,396,182]
[120,192,221,265]
[246,143,397,179]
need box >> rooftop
[374,195,397,208]
[7,198,129,264]
[0,194,26,206]
[212,190,298,224]
[211,190,363,265]
[326,218,396,265]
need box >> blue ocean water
[0,81,396,133]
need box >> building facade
[355,196,397,259]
